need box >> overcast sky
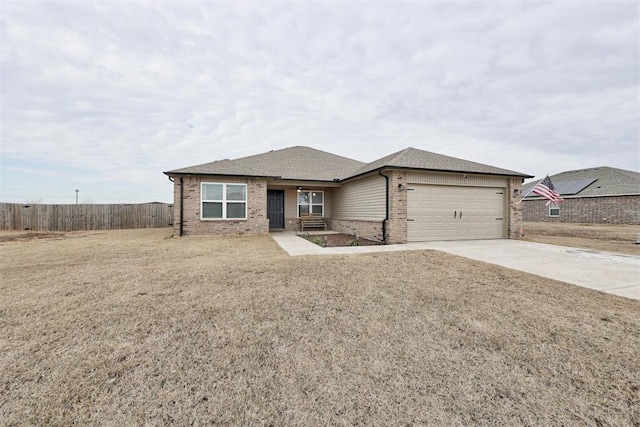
[1,1,638,204]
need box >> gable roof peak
[232,145,366,180]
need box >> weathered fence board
[0,203,173,231]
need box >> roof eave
[271,177,343,183]
[342,165,532,182]
[163,171,279,179]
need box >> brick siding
[523,195,640,224]
[385,170,408,244]
[283,217,299,232]
[508,178,525,238]
[171,175,269,236]
[330,219,384,242]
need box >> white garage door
[407,184,505,242]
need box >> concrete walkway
[270,232,640,301]
[270,232,412,256]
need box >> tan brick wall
[170,175,269,236]
[508,178,525,238]
[330,219,383,242]
[523,195,640,224]
[384,170,408,244]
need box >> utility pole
[75,189,79,204]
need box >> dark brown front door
[267,190,285,229]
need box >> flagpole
[515,175,546,205]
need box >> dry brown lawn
[1,229,639,425]
[523,221,640,256]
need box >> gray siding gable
[332,175,386,220]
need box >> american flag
[532,175,563,205]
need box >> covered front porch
[265,181,338,232]
[264,177,386,243]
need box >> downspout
[379,170,390,244]
[179,177,184,236]
[167,175,184,236]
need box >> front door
[267,190,285,229]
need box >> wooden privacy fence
[0,203,173,231]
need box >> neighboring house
[522,166,640,225]
[163,146,532,243]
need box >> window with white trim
[201,183,247,220]
[549,203,560,217]
[297,190,324,217]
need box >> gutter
[163,171,279,179]
[166,174,185,236]
[379,170,390,244]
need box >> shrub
[311,236,327,247]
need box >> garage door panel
[407,184,505,241]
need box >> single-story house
[522,166,640,225]
[163,146,532,243]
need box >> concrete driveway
[415,240,640,301]
[271,233,640,300]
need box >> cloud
[1,1,638,203]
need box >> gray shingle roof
[523,166,640,197]
[232,146,366,181]
[165,146,365,180]
[165,146,531,180]
[350,147,531,178]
